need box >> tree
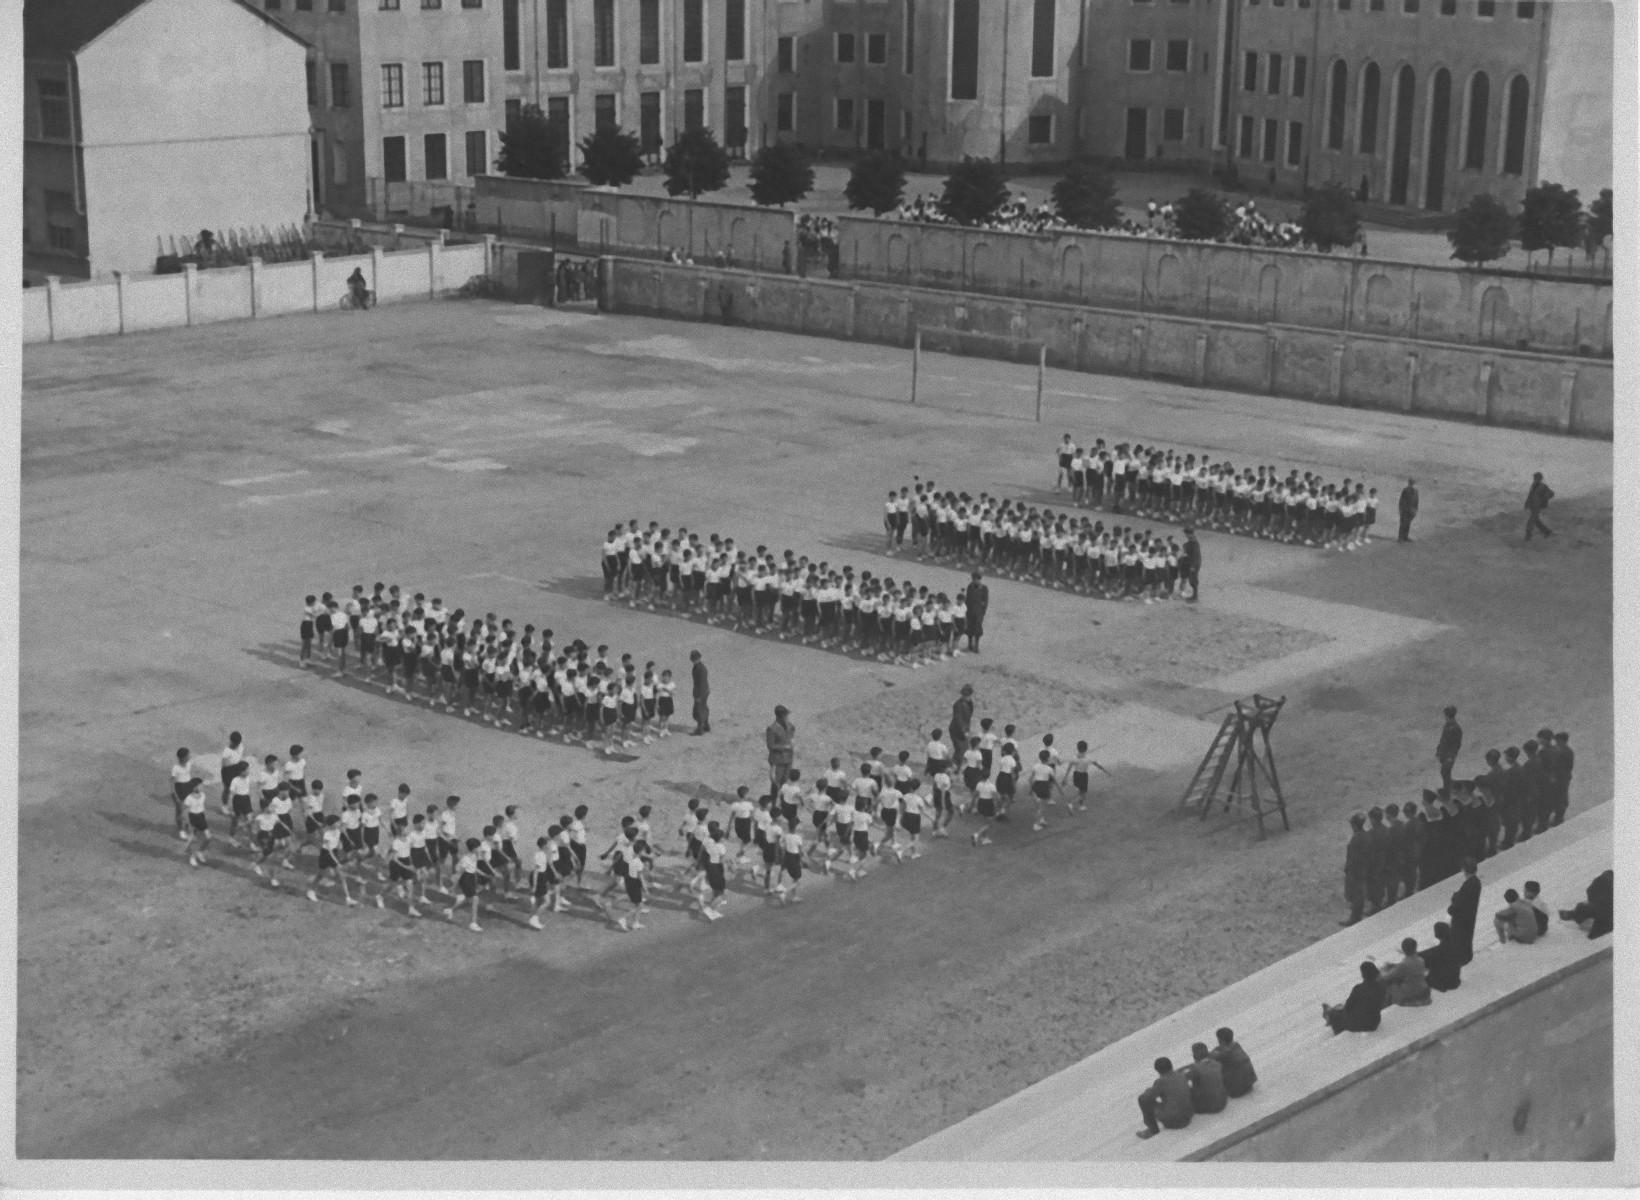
[1298,181,1361,253]
[1447,193,1514,266]
[1172,188,1229,241]
[496,103,568,180]
[578,124,644,188]
[1584,187,1612,265]
[663,128,731,199]
[939,156,1009,227]
[844,150,908,216]
[1051,159,1121,230]
[748,142,815,207]
[1517,181,1583,269]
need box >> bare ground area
[16,301,1611,1162]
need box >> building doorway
[1125,107,1148,161]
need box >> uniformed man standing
[1520,738,1550,837]
[1400,799,1425,897]
[949,683,975,753]
[1497,745,1524,849]
[1419,791,1453,887]
[1364,806,1393,915]
[963,571,989,653]
[1341,812,1369,925]
[1436,706,1463,791]
[1397,479,1420,542]
[1551,731,1574,825]
[1524,472,1554,540]
[1381,803,1407,906]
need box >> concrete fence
[835,216,1615,361]
[601,259,1612,438]
[21,240,488,345]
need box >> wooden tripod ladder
[1178,694,1290,838]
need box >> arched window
[1424,67,1451,210]
[1389,64,1415,205]
[1359,61,1381,154]
[1327,60,1348,150]
[1502,74,1529,175]
[1464,72,1489,169]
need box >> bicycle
[338,289,376,310]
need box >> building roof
[24,0,307,59]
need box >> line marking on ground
[217,470,311,488]
[236,488,332,507]
[327,444,416,460]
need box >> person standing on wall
[689,650,710,736]
[1524,472,1555,541]
[1397,479,1419,543]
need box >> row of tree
[1448,184,1612,269]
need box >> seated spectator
[1135,1056,1194,1139]
[1494,887,1539,944]
[1523,880,1550,937]
[1559,868,1613,939]
[1323,962,1385,1034]
[1210,1026,1257,1097]
[1184,1042,1228,1114]
[1420,921,1463,992]
[1378,937,1432,1007]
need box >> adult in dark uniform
[1397,479,1419,542]
[1398,799,1424,898]
[1341,812,1369,925]
[1524,472,1554,540]
[1474,776,1502,860]
[1364,806,1392,915]
[963,572,989,653]
[1478,748,1506,855]
[1519,739,1549,838]
[689,650,711,735]
[1418,791,1449,889]
[1497,745,1524,849]
[1381,803,1407,906]
[1181,528,1202,602]
[1551,731,1574,824]
[1435,706,1462,791]
[1447,857,1483,967]
[765,705,796,798]
[949,683,975,753]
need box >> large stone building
[22,0,313,280]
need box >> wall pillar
[1264,330,1279,394]
[1475,361,1495,422]
[45,275,60,342]
[391,223,405,251]
[311,250,325,313]
[248,257,262,319]
[371,245,385,301]
[1557,365,1579,433]
[1072,318,1086,373]
[1405,350,1420,413]
[1331,342,1347,403]
[1194,330,1210,387]
[482,234,497,278]
[698,277,712,321]
[427,241,442,297]
[848,287,861,340]
[182,263,198,326]
[1130,322,1148,376]
[113,271,127,335]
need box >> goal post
[911,326,1048,422]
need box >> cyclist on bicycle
[346,267,370,308]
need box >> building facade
[23,0,312,279]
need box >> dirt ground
[16,298,1611,1163]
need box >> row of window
[266,0,483,10]
[502,0,734,73]
[1240,51,1309,98]
[1259,0,1536,13]
[1128,38,1200,74]
[500,86,748,155]
[381,129,489,182]
[1234,115,1307,166]
[374,60,486,108]
[1316,61,1531,174]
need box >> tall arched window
[1327,60,1348,150]
[1464,71,1489,169]
[1424,67,1451,210]
[1502,74,1529,175]
[1359,61,1381,154]
[1389,64,1415,205]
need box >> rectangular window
[904,0,915,72]
[546,96,570,147]
[777,91,795,132]
[1293,55,1306,97]
[1476,0,1494,13]
[1516,1,1535,15]
[1163,107,1186,140]
[382,63,404,108]
[421,0,440,9]
[684,87,704,130]
[295,0,311,9]
[383,135,407,181]
[725,84,746,147]
[1286,120,1303,164]
[37,79,71,138]
[1238,114,1254,157]
[1339,0,1351,8]
[837,33,856,63]
[462,0,481,7]
[593,0,615,66]
[503,0,520,69]
[1031,0,1055,77]
[330,62,350,107]
[1403,0,1418,11]
[640,91,662,152]
[1028,113,1052,144]
[379,0,398,8]
[951,0,979,99]
[1439,0,1455,10]
[463,60,485,102]
[423,62,444,105]
[867,33,887,64]
[1165,39,1189,71]
[329,0,344,11]
[1262,117,1278,162]
[506,97,522,121]
[546,0,569,68]
[640,0,661,62]
[465,129,488,176]
[265,0,281,9]
[777,37,794,72]
[48,224,77,251]
[595,92,617,133]
[424,132,447,179]
[836,97,855,131]
[1128,39,1152,71]
[1243,51,1257,91]
[726,0,746,60]
[1267,53,1282,94]
[683,0,704,62]
[305,61,317,106]
[1369,0,1384,10]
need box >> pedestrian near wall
[689,650,710,735]
[1397,479,1419,542]
[1524,472,1555,541]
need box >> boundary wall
[834,216,1614,360]
[601,259,1613,438]
[21,241,488,345]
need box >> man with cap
[1418,790,1450,889]
[1447,857,1483,967]
[1497,745,1525,849]
[689,650,711,735]
[1551,731,1574,825]
[1342,812,1369,925]
[1523,471,1554,540]
[963,571,989,653]
[765,706,796,798]
[1436,706,1462,792]
[1397,479,1420,542]
[1381,803,1409,906]
[1364,806,1393,915]
[1397,799,1425,898]
[1474,774,1502,860]
[1519,738,1549,838]
[949,684,975,752]
[1180,527,1202,602]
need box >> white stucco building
[23,0,313,280]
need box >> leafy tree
[663,127,732,199]
[1051,159,1121,230]
[844,150,908,215]
[1447,193,1514,266]
[496,103,568,180]
[1584,187,1612,263]
[939,156,1009,227]
[1298,181,1362,252]
[1517,181,1583,269]
[748,142,815,207]
[578,124,644,188]
[1171,187,1229,241]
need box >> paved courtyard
[17,296,1612,1163]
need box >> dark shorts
[458,872,478,899]
[977,794,997,817]
[812,810,829,829]
[1032,780,1052,800]
[761,841,780,865]
[389,860,414,882]
[533,870,555,898]
[363,826,380,847]
[901,813,922,836]
[187,811,208,832]
[624,876,645,904]
[733,817,753,844]
[318,849,339,870]
[852,829,871,853]
[332,628,349,648]
[782,852,803,880]
[410,846,432,870]
[1072,771,1090,793]
[231,793,253,816]
[880,808,899,828]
